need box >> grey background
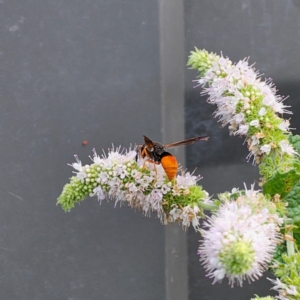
[0,0,300,299]
[0,1,165,300]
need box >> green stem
[286,227,295,256]
[198,201,218,211]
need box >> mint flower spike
[188,49,298,177]
[57,146,213,230]
[198,186,282,287]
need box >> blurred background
[0,0,300,299]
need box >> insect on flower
[136,135,209,181]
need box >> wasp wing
[143,135,155,151]
[164,136,209,149]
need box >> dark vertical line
[158,0,188,300]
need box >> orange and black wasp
[136,135,209,181]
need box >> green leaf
[288,134,300,172]
[272,242,286,264]
[294,231,300,250]
[283,180,300,223]
[262,169,300,199]
[289,134,300,155]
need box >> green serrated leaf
[262,169,300,198]
[272,242,286,264]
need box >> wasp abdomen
[160,152,178,181]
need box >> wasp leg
[141,148,148,157]
[171,177,177,186]
[142,159,160,186]
[152,163,158,187]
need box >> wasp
[136,135,209,181]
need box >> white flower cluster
[269,277,298,300]
[69,147,209,230]
[198,185,282,286]
[195,54,297,161]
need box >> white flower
[168,205,182,221]
[126,182,138,193]
[161,184,171,194]
[261,88,277,107]
[235,124,249,135]
[102,159,113,170]
[144,189,163,214]
[176,172,199,188]
[68,155,87,182]
[234,113,245,124]
[92,186,105,203]
[251,135,259,146]
[181,205,200,230]
[118,167,128,179]
[199,196,281,286]
[286,285,298,296]
[278,120,290,132]
[258,107,267,116]
[271,101,292,115]
[131,169,140,178]
[167,204,201,230]
[69,155,83,172]
[231,187,239,193]
[98,172,109,183]
[90,149,103,165]
[268,277,298,300]
[125,150,138,162]
[250,120,260,127]
[279,140,298,156]
[260,144,271,155]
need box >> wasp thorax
[153,143,165,155]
